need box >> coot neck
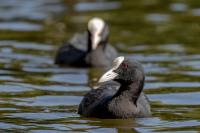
[113,78,144,105]
[87,42,106,53]
[87,30,92,52]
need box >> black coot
[55,17,117,67]
[78,56,151,118]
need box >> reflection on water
[14,96,82,106]
[146,13,170,23]
[0,0,200,132]
[191,8,200,16]
[0,0,64,20]
[75,1,121,12]
[0,22,42,31]
[170,3,188,12]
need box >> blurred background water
[0,0,200,132]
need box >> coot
[55,17,117,67]
[78,56,151,118]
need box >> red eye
[122,63,128,69]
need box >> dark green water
[0,0,200,132]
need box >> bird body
[78,85,150,119]
[55,18,117,67]
[55,42,87,66]
[78,57,151,119]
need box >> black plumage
[78,57,151,119]
[55,18,117,67]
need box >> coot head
[99,56,144,85]
[87,17,109,51]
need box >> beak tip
[98,77,105,83]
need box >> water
[0,0,200,132]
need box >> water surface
[0,0,200,132]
